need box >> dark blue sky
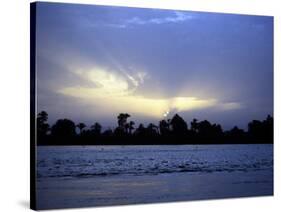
[36,2,273,130]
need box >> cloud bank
[59,68,241,118]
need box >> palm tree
[191,118,199,133]
[170,114,188,135]
[134,124,146,136]
[159,119,170,135]
[52,119,77,138]
[128,121,135,134]
[76,123,86,134]
[91,122,102,135]
[37,111,50,137]
[147,123,159,135]
[37,111,48,123]
[117,113,131,133]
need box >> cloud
[57,67,241,119]
[101,11,195,28]
[170,97,217,112]
[125,12,194,25]
[219,102,242,110]
[126,72,147,87]
[72,68,142,97]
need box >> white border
[0,0,280,211]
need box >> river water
[36,144,273,209]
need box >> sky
[36,2,273,130]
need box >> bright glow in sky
[59,68,220,118]
[36,2,273,129]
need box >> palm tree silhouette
[76,123,86,134]
[128,121,135,134]
[91,122,102,135]
[117,113,130,132]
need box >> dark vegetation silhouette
[37,111,273,145]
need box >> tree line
[37,111,273,145]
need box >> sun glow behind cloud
[58,68,240,119]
